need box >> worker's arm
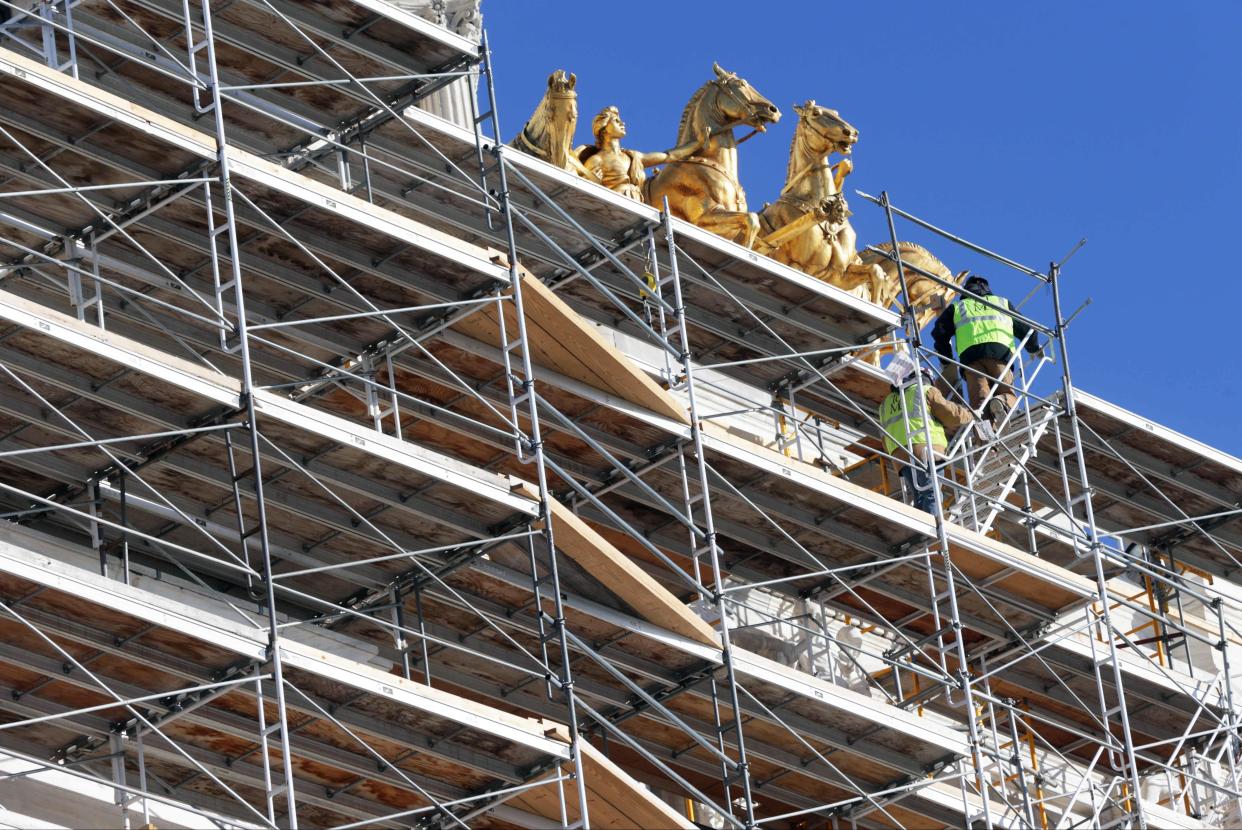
[931,305,956,361]
[927,386,974,435]
[1008,299,1042,354]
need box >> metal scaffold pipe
[196,0,299,824]
[480,29,591,830]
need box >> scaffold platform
[0,3,1238,829]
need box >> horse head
[540,70,579,168]
[512,69,580,172]
[793,100,857,156]
[707,62,780,134]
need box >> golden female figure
[578,106,701,201]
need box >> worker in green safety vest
[878,364,973,513]
[932,275,1042,426]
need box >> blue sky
[484,2,1242,455]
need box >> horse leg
[696,207,760,248]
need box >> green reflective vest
[953,295,1015,353]
[879,384,946,454]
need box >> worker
[932,275,1042,425]
[878,362,973,514]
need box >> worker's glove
[975,419,995,443]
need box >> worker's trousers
[965,355,1017,410]
[899,464,936,514]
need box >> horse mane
[873,241,935,260]
[865,241,955,280]
[524,95,550,143]
[785,116,814,186]
[677,81,713,145]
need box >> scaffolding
[0,2,1238,829]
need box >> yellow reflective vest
[953,295,1015,353]
[879,384,946,454]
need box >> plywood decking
[699,421,1098,616]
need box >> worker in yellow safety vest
[932,275,1042,425]
[878,364,973,513]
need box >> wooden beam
[517,483,719,649]
[456,267,690,426]
[515,734,696,830]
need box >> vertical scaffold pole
[1213,597,1242,820]
[879,191,994,828]
[1050,261,1146,829]
[481,30,591,829]
[663,202,757,829]
[196,1,299,824]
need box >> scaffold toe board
[697,423,1098,609]
[0,47,510,284]
[1059,389,1242,580]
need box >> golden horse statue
[645,63,780,248]
[861,241,966,333]
[509,70,593,179]
[755,102,964,361]
[756,101,886,302]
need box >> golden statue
[861,242,967,332]
[577,106,702,201]
[750,100,889,299]
[645,63,780,248]
[756,101,886,301]
[754,101,964,362]
[509,70,593,179]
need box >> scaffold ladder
[952,410,1056,536]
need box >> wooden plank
[514,735,695,830]
[519,272,689,425]
[580,740,695,830]
[455,268,690,425]
[517,483,719,649]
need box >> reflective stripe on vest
[953,294,1015,353]
[878,384,946,454]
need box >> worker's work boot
[986,398,1010,428]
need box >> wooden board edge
[516,483,719,649]
[518,270,691,426]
